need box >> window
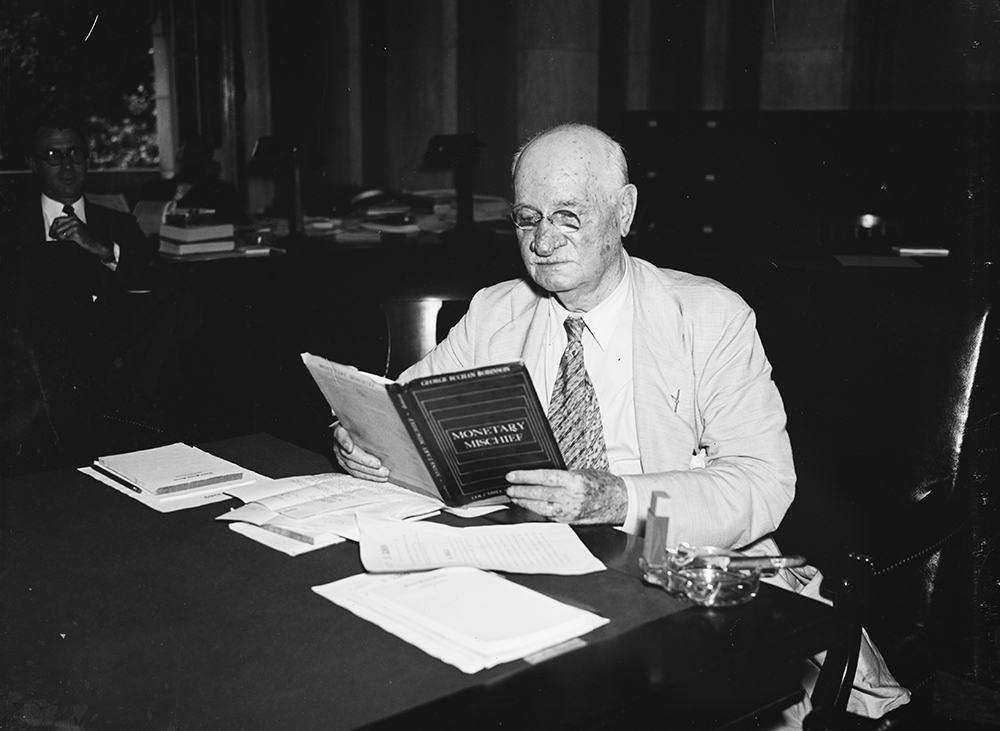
[0,0,159,170]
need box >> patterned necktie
[548,316,610,471]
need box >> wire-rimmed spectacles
[37,147,89,167]
[511,205,582,234]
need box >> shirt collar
[548,254,632,351]
[42,193,85,220]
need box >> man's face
[27,127,89,204]
[513,132,632,312]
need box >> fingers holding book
[505,469,628,525]
[333,424,390,481]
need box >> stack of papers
[218,473,446,553]
[313,567,609,673]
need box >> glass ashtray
[642,545,761,607]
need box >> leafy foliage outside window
[88,83,159,168]
[0,0,159,170]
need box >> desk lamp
[421,134,482,234]
[251,136,304,236]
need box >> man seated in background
[0,103,198,474]
[332,123,909,727]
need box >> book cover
[159,221,235,242]
[300,354,565,506]
[159,238,236,255]
[96,443,244,495]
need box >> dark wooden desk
[1,434,839,730]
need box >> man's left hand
[505,469,628,524]
[50,214,114,261]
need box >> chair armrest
[810,553,874,714]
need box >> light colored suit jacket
[401,256,795,549]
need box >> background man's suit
[1,190,191,473]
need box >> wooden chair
[380,296,469,379]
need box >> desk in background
[2,433,840,730]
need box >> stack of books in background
[159,210,236,255]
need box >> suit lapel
[630,260,701,473]
[17,198,47,249]
[486,286,550,365]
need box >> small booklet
[94,442,245,495]
[300,353,565,506]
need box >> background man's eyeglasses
[37,147,89,166]
[511,205,582,233]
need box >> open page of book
[222,473,439,521]
[300,353,440,499]
[313,567,608,673]
[356,513,605,575]
[217,473,443,544]
[283,498,441,542]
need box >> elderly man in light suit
[337,122,793,548]
[334,123,908,726]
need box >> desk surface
[2,434,838,730]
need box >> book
[892,246,949,257]
[95,442,245,495]
[300,353,565,506]
[216,473,443,546]
[159,238,236,255]
[159,220,235,242]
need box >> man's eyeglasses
[36,147,89,167]
[511,205,582,234]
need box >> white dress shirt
[527,254,645,532]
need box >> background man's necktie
[548,316,610,471]
[63,204,75,216]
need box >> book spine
[386,385,457,502]
[152,471,244,495]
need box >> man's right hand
[50,214,114,261]
[333,424,390,481]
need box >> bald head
[511,123,629,194]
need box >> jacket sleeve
[627,302,795,550]
[105,207,157,292]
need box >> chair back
[759,262,992,708]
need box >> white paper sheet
[356,513,606,575]
[312,567,608,673]
[443,503,508,518]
